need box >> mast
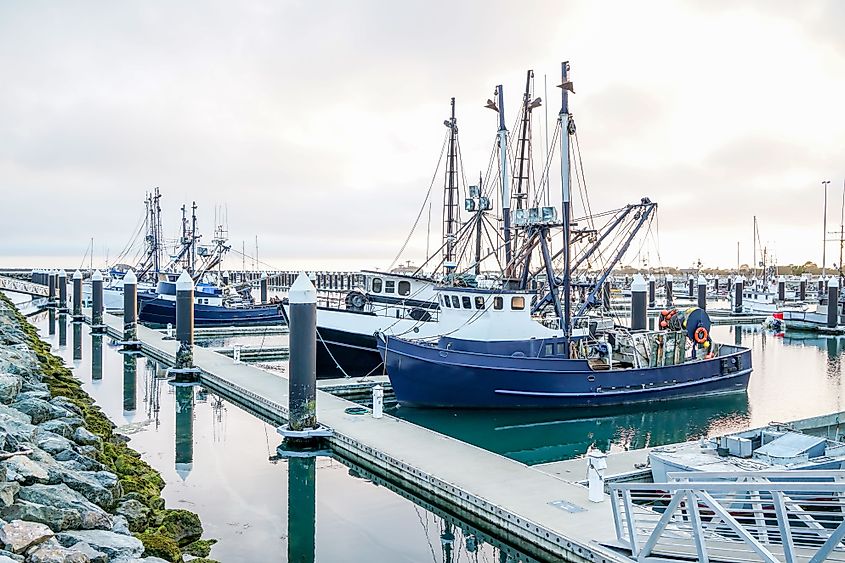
[495,85,512,268]
[442,97,459,275]
[752,215,757,280]
[558,61,574,343]
[512,70,537,255]
[823,180,830,278]
[475,172,483,276]
[180,204,188,271]
[153,187,162,276]
[191,201,198,276]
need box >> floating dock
[89,309,633,562]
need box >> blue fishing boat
[138,280,284,327]
[376,61,753,409]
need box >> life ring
[693,326,709,344]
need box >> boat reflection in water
[390,393,750,465]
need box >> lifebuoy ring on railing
[694,326,709,344]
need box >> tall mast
[839,179,844,285]
[558,61,574,342]
[512,71,536,249]
[442,97,459,275]
[823,180,830,278]
[191,201,198,275]
[495,85,512,268]
[153,187,162,276]
[475,172,483,276]
[752,216,757,280]
[180,204,188,272]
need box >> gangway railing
[0,275,49,298]
[610,470,845,562]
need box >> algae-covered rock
[137,532,181,563]
[158,509,201,546]
[180,538,216,558]
[115,500,149,532]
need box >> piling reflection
[91,334,103,381]
[144,360,163,427]
[735,325,742,346]
[72,323,82,360]
[287,456,316,563]
[174,384,195,478]
[123,354,137,413]
[391,393,750,465]
[58,313,67,347]
[48,309,55,336]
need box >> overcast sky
[2,1,843,272]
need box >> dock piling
[647,274,656,308]
[631,274,647,331]
[72,270,83,321]
[173,270,196,378]
[799,276,807,301]
[47,271,56,307]
[734,276,744,314]
[697,275,707,310]
[233,344,242,364]
[58,269,67,311]
[260,272,268,304]
[828,277,839,329]
[122,269,140,349]
[778,276,786,301]
[91,270,105,332]
[688,276,694,297]
[665,274,673,306]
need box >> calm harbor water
[16,294,845,561]
[28,309,534,563]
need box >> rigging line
[531,122,561,209]
[389,132,451,270]
[573,129,595,231]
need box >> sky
[1,1,844,272]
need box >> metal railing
[610,470,845,562]
[0,275,49,298]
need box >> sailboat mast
[442,97,459,275]
[558,61,573,342]
[495,85,512,268]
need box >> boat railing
[610,469,845,562]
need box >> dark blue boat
[137,280,284,327]
[377,334,751,408]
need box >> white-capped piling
[288,272,318,432]
[688,276,694,297]
[57,269,67,311]
[734,275,744,314]
[799,275,807,301]
[91,270,105,331]
[647,274,656,308]
[72,270,83,320]
[828,277,839,329]
[122,269,138,347]
[665,274,674,306]
[631,274,647,331]
[697,275,707,310]
[777,276,786,301]
[819,276,826,295]
[47,271,57,306]
[587,450,608,503]
[260,272,268,304]
[174,270,195,374]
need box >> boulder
[26,538,89,563]
[66,542,106,563]
[159,509,202,546]
[0,548,22,562]
[55,472,114,510]
[32,431,75,457]
[47,400,82,418]
[0,376,21,405]
[11,399,69,425]
[55,530,143,560]
[15,391,51,403]
[70,429,100,449]
[54,418,85,432]
[3,456,49,485]
[110,516,131,537]
[114,500,148,532]
[0,519,53,554]
[0,414,35,444]
[0,435,20,456]
[0,500,82,532]
[19,381,48,395]
[36,421,74,441]
[16,484,111,530]
[53,451,103,474]
[0,483,19,508]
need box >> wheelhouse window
[451,295,460,308]
[398,281,411,296]
[474,296,485,310]
[442,294,450,307]
[385,280,395,293]
[545,343,554,356]
[461,296,471,309]
[511,296,525,310]
[372,278,383,293]
[493,296,503,310]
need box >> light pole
[823,180,831,277]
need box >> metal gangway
[0,275,49,298]
[610,470,845,562]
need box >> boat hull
[138,294,284,327]
[378,337,752,409]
